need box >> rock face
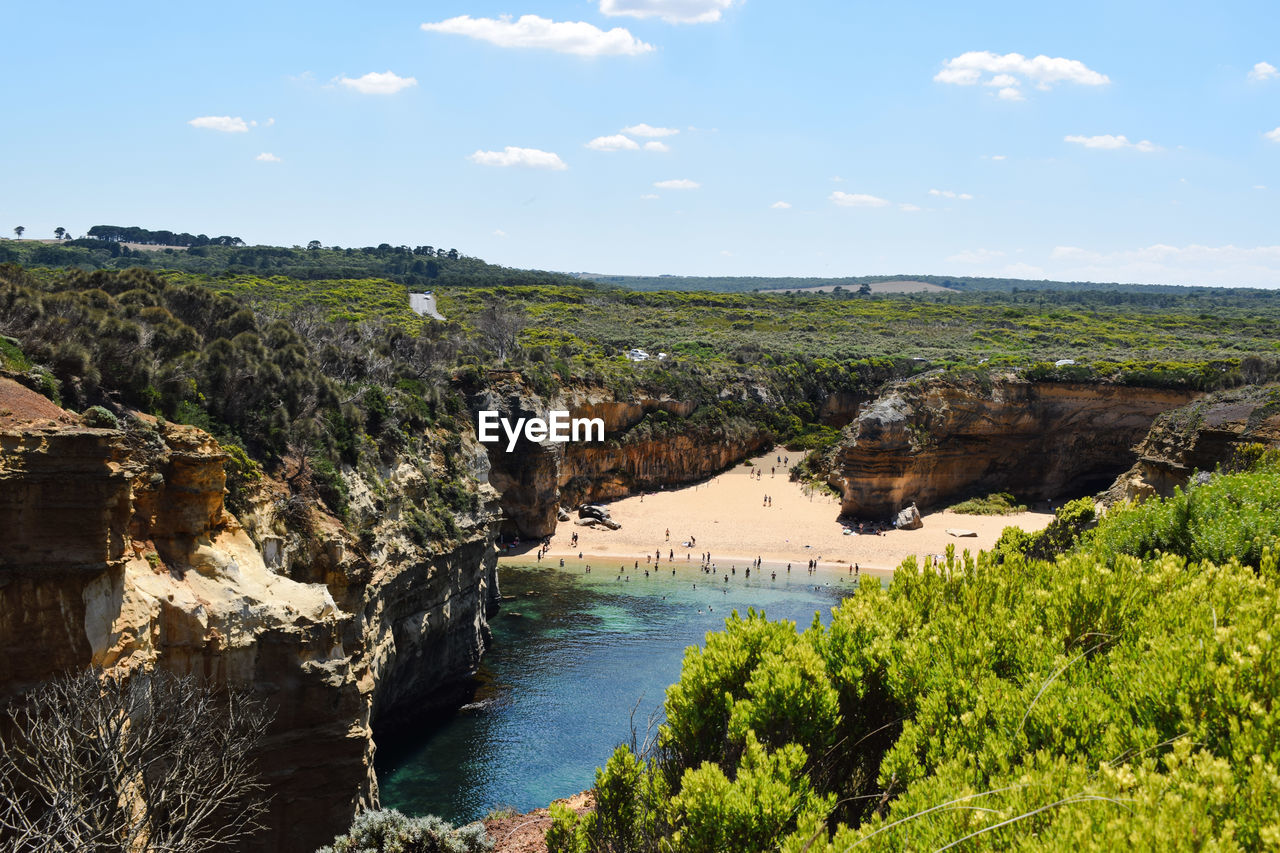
[830,377,1201,518]
[1104,384,1280,503]
[473,375,768,538]
[0,380,501,853]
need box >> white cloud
[1249,61,1278,82]
[337,71,418,95]
[830,191,890,208]
[1265,127,1280,143]
[654,178,699,189]
[929,189,973,200]
[947,248,1006,263]
[1255,184,1267,190]
[1048,243,1280,287]
[934,51,1109,97]
[989,154,1007,161]
[643,141,670,152]
[623,123,679,137]
[598,0,738,24]
[898,203,922,212]
[189,116,249,133]
[985,74,1019,88]
[255,152,282,163]
[468,146,568,169]
[1065,134,1160,152]
[422,15,653,57]
[771,201,792,209]
[494,229,508,237]
[586,134,640,151]
[720,249,733,256]
[640,193,660,199]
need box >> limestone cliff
[0,378,500,853]
[1103,384,1280,503]
[471,374,768,537]
[828,376,1201,517]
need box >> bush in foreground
[317,809,492,853]
[550,459,1280,852]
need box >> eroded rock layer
[0,378,500,853]
[831,377,1201,517]
[472,375,769,537]
[1104,384,1280,503]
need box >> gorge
[3,357,1275,850]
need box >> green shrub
[569,461,1280,851]
[948,491,1027,515]
[81,405,120,429]
[316,808,491,853]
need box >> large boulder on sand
[895,503,923,530]
[578,504,612,521]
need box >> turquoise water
[376,562,862,823]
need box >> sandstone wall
[472,376,769,537]
[1104,384,1280,503]
[0,386,501,853]
[831,378,1201,517]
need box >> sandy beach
[501,447,1054,576]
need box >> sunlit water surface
[376,562,863,823]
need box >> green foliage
[0,236,578,291]
[0,335,30,371]
[545,802,586,853]
[81,405,120,429]
[995,496,1097,561]
[948,491,1028,515]
[316,808,491,853]
[671,734,832,853]
[1088,457,1280,570]
[309,455,351,519]
[573,463,1280,851]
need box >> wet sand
[500,447,1054,576]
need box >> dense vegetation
[436,281,1280,406]
[0,237,579,290]
[549,457,1280,851]
[317,809,491,853]
[85,224,245,247]
[0,264,486,537]
[3,256,1279,512]
[946,491,1028,515]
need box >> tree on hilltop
[12,226,23,239]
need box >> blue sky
[3,1,1280,285]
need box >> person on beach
[665,528,670,541]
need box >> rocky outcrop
[830,377,1201,518]
[1104,384,1280,503]
[558,430,769,508]
[0,379,501,853]
[472,374,768,538]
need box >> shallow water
[376,562,862,823]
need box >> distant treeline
[84,225,245,247]
[0,227,1261,295]
[578,272,1214,294]
[0,238,582,290]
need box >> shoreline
[497,446,1054,577]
